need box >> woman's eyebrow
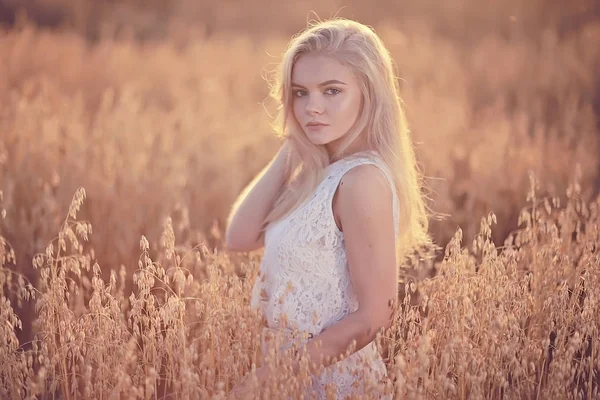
[291,80,347,88]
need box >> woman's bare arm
[225,142,292,252]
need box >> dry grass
[1,1,599,398]
[1,172,598,399]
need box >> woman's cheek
[292,102,303,122]
[333,98,350,115]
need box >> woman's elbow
[360,311,394,338]
[224,230,244,252]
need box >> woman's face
[291,53,363,158]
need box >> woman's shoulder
[337,162,394,196]
[324,150,396,201]
[331,151,399,221]
[332,161,397,234]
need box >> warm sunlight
[0,0,599,399]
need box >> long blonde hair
[263,18,431,259]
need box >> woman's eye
[293,90,307,97]
[293,88,339,97]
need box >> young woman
[225,17,430,399]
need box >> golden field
[0,0,599,398]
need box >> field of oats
[1,0,600,398]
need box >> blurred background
[0,0,599,275]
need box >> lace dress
[250,150,399,399]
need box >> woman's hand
[227,365,272,400]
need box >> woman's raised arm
[225,142,292,252]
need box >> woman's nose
[306,98,324,115]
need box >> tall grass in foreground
[1,171,598,399]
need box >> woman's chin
[306,135,331,146]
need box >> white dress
[250,150,399,399]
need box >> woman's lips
[306,123,328,131]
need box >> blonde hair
[263,18,431,259]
